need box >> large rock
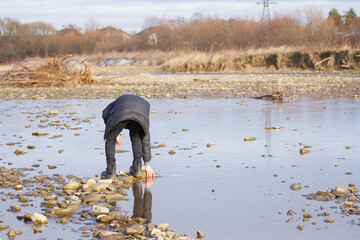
[106,194,125,203]
[31,213,48,224]
[93,183,110,193]
[99,231,124,240]
[158,223,169,231]
[84,192,100,204]
[126,224,145,235]
[331,186,350,197]
[92,205,109,216]
[63,181,79,191]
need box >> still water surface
[0,96,359,239]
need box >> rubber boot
[101,164,116,179]
[129,160,142,178]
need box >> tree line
[0,8,359,64]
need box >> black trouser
[132,183,152,223]
[105,120,144,172]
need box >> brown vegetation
[0,8,359,64]
[0,55,96,87]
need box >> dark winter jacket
[102,94,151,162]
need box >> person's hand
[145,165,156,179]
[116,135,123,147]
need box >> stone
[32,132,49,137]
[23,214,32,221]
[8,228,15,238]
[0,225,9,231]
[31,213,48,224]
[158,223,169,231]
[14,185,23,190]
[99,231,124,240]
[100,215,115,223]
[148,223,156,232]
[244,137,256,141]
[63,181,79,191]
[45,195,58,201]
[84,192,100,204]
[92,205,109,216]
[86,178,96,187]
[54,208,72,215]
[324,218,335,223]
[93,183,109,193]
[290,183,302,191]
[121,176,135,184]
[126,224,145,235]
[49,110,58,116]
[106,194,125,203]
[300,148,310,155]
[150,228,161,237]
[297,224,303,230]
[197,230,205,238]
[98,179,113,184]
[331,186,350,197]
[168,150,176,155]
[10,205,21,212]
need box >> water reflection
[132,178,154,223]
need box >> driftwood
[254,91,285,101]
[314,57,332,67]
[0,55,96,88]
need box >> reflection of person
[101,94,155,179]
[132,178,154,223]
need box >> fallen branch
[314,57,333,67]
[254,91,286,101]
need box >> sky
[0,0,359,33]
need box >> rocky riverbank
[1,73,359,100]
[0,166,203,239]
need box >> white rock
[92,205,109,215]
[86,178,96,187]
[150,228,161,237]
[31,213,48,224]
[157,223,169,231]
[97,179,112,184]
[93,183,109,193]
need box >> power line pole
[257,0,277,21]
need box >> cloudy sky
[1,0,359,32]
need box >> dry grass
[0,55,96,87]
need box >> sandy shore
[1,73,359,100]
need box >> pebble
[197,230,205,238]
[324,218,335,223]
[8,228,15,238]
[158,223,169,231]
[290,183,302,191]
[168,150,176,155]
[84,192,100,204]
[126,224,145,235]
[31,213,48,224]
[14,185,23,190]
[63,181,79,191]
[244,137,256,141]
[10,205,21,212]
[92,205,109,215]
[300,148,310,155]
[0,225,10,231]
[150,228,162,237]
[32,132,49,136]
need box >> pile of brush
[0,55,95,88]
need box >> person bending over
[101,94,155,179]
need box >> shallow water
[0,96,360,239]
